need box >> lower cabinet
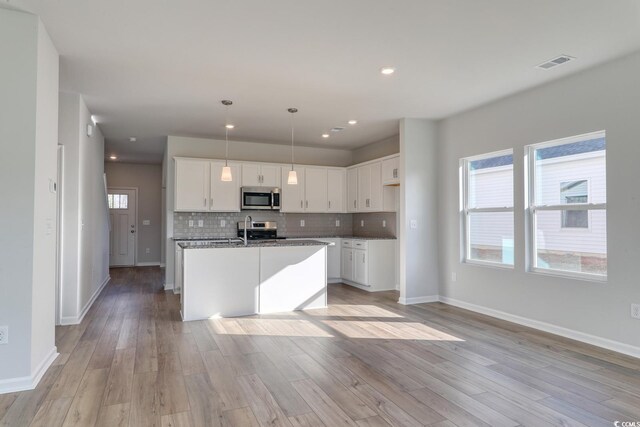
[341,239,396,291]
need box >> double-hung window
[526,131,607,279]
[461,150,514,266]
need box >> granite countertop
[179,239,330,249]
[174,235,396,241]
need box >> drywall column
[398,119,440,304]
[0,8,59,392]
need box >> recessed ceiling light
[129,137,137,142]
[321,134,330,138]
[348,120,357,125]
[225,124,235,129]
[380,67,395,75]
[109,155,117,160]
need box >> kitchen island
[178,240,328,321]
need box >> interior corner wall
[105,162,162,264]
[0,8,58,388]
[59,92,109,324]
[399,119,439,303]
[438,50,640,352]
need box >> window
[461,150,514,266]
[527,131,606,279]
[108,193,128,209]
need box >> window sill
[463,259,514,270]
[528,267,607,283]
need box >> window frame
[525,130,607,281]
[460,148,515,269]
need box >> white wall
[438,50,640,352]
[352,135,399,164]
[0,8,58,390]
[58,92,110,325]
[398,119,439,303]
[163,135,354,287]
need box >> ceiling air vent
[536,55,575,70]
[330,127,345,132]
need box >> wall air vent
[536,55,575,70]
[330,127,345,132]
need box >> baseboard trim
[160,263,166,268]
[398,295,440,305]
[60,275,110,326]
[164,282,174,291]
[0,347,58,394]
[439,296,640,360]
[135,262,161,267]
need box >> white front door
[108,188,136,266]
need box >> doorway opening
[108,187,138,267]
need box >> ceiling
[9,0,640,163]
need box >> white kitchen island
[179,240,328,321]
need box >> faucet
[243,215,252,246]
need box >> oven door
[242,188,275,210]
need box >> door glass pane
[468,211,514,265]
[535,210,607,275]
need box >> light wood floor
[1,267,639,427]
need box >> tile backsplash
[173,211,397,239]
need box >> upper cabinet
[304,167,328,212]
[175,159,209,211]
[281,166,306,212]
[174,158,240,212]
[358,162,382,211]
[347,168,358,213]
[280,166,346,213]
[327,169,346,212]
[382,156,400,185]
[242,163,280,187]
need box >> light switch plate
[632,303,640,319]
[382,220,386,228]
[410,219,418,229]
[0,326,8,345]
[360,220,364,227]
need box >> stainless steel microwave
[241,187,281,210]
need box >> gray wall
[352,135,399,164]
[105,162,162,264]
[0,9,58,384]
[438,50,640,350]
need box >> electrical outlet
[198,220,204,228]
[145,248,150,254]
[300,219,305,227]
[220,219,226,227]
[632,303,640,319]
[335,219,340,227]
[0,326,8,345]
[382,220,386,228]
[360,220,364,227]
[188,220,194,228]
[451,272,457,282]
[410,219,418,229]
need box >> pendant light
[287,107,298,185]
[221,100,233,182]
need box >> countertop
[178,239,330,249]
[173,235,396,241]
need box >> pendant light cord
[290,112,295,171]
[225,127,229,167]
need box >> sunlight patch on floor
[207,318,334,338]
[306,304,405,318]
[321,320,464,341]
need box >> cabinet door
[241,163,261,187]
[260,165,281,187]
[341,248,354,281]
[327,169,345,212]
[382,156,400,185]
[347,168,358,212]
[210,162,241,211]
[369,162,383,211]
[304,167,328,212]
[174,243,183,293]
[280,166,305,212]
[354,249,368,285]
[357,165,371,211]
[175,159,209,211]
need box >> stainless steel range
[237,221,279,240]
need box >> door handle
[130,230,135,234]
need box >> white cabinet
[341,247,354,281]
[210,161,240,211]
[281,166,305,212]
[347,168,358,212]
[304,167,328,212]
[382,156,400,185]
[327,169,345,212]
[175,159,209,211]
[174,242,183,294]
[341,239,396,291]
[357,162,381,211]
[242,163,280,187]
